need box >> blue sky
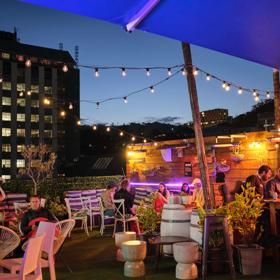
[1,0,273,125]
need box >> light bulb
[222,81,227,88]
[43,98,50,105]
[19,91,24,97]
[266,92,271,99]
[62,64,68,72]
[193,68,198,76]
[154,142,158,146]
[69,102,73,110]
[181,68,186,76]
[77,120,81,126]
[254,94,260,102]
[60,110,66,117]
[0,77,3,83]
[25,59,31,67]
[150,86,155,93]
[120,131,124,136]
[167,68,172,76]
[143,139,147,143]
[132,136,135,141]
[93,125,97,130]
[253,89,257,97]
[106,127,111,132]
[146,68,151,76]
[27,90,32,96]
[121,68,126,76]
[225,84,231,91]
[206,74,211,81]
[123,97,128,103]
[95,68,99,77]
[238,88,243,95]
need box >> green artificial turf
[43,230,280,280]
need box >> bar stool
[202,214,235,280]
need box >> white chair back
[0,225,21,259]
[19,234,45,278]
[36,221,56,256]
[14,202,30,217]
[113,199,126,219]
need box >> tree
[18,144,57,195]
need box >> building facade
[200,108,229,128]
[0,30,80,179]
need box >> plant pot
[139,233,159,256]
[208,248,225,273]
[235,244,264,275]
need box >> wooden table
[264,199,280,235]
[148,236,191,268]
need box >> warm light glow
[25,59,31,67]
[121,68,126,76]
[167,68,172,76]
[60,110,66,117]
[43,98,50,105]
[120,131,124,136]
[193,68,198,76]
[27,90,31,96]
[19,92,24,97]
[69,102,73,110]
[143,139,147,143]
[127,151,135,157]
[146,68,151,76]
[132,136,136,141]
[254,94,260,102]
[222,81,227,88]
[93,125,97,130]
[77,120,81,126]
[154,142,158,146]
[252,89,257,97]
[268,137,280,143]
[95,68,99,77]
[275,144,279,149]
[225,84,231,91]
[249,142,262,149]
[62,64,68,72]
[0,77,3,83]
[238,88,243,95]
[122,240,142,246]
[106,127,111,132]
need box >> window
[17,99,26,107]
[2,112,11,121]
[44,86,52,94]
[16,159,25,168]
[2,144,11,152]
[2,175,11,180]
[2,97,11,106]
[2,82,11,90]
[2,159,11,168]
[31,85,39,93]
[17,145,25,152]
[17,129,25,137]
[31,100,39,108]
[17,114,25,122]
[2,128,11,137]
[31,130,39,137]
[31,115,39,122]
[2,53,10,59]
[44,115,52,123]
[44,130,52,138]
[17,83,25,92]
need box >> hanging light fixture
[206,74,211,81]
[106,127,111,132]
[25,59,31,67]
[252,89,257,97]
[167,68,172,76]
[68,102,73,110]
[93,125,97,130]
[150,86,155,93]
[120,131,124,136]
[62,64,68,72]
[181,68,186,76]
[95,68,100,77]
[77,120,81,126]
[27,90,32,96]
[146,68,151,76]
[238,87,243,95]
[193,68,198,76]
[60,110,66,117]
[123,97,128,103]
[121,68,127,76]
[132,136,136,141]
[96,102,100,109]
[266,92,271,99]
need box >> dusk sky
[1,0,274,125]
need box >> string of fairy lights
[0,57,274,142]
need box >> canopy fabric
[20,0,280,69]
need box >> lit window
[44,86,52,94]
[17,99,26,107]
[2,53,10,59]
[17,129,25,137]
[31,100,39,108]
[2,175,11,180]
[2,82,11,90]
[2,144,11,152]
[16,159,25,168]
[31,85,39,93]
[17,83,25,92]
[17,114,25,122]
[17,145,25,152]
[31,115,39,122]
[44,115,52,123]
[2,112,11,121]
[2,128,11,136]
[1,159,11,168]
[44,130,52,138]
[31,130,39,137]
[2,97,11,106]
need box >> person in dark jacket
[245,165,272,196]
[265,168,280,199]
[114,179,135,215]
[20,195,55,237]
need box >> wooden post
[273,69,280,167]
[181,42,212,210]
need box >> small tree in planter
[18,144,57,195]
[226,183,264,275]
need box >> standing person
[192,178,204,207]
[20,195,55,238]
[114,179,135,215]
[153,183,170,213]
[245,165,272,196]
[265,168,280,199]
[101,181,117,216]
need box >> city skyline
[0,0,274,125]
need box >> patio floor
[45,229,280,280]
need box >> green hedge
[3,175,123,200]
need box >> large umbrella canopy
[20,0,280,69]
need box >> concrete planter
[115,231,136,262]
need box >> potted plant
[226,183,265,275]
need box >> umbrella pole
[181,42,212,211]
[273,69,280,167]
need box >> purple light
[130,182,194,187]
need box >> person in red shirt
[153,183,170,214]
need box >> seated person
[0,177,6,202]
[20,195,55,238]
[180,183,191,196]
[153,182,170,213]
[114,179,135,215]
[192,178,204,207]
[265,168,280,199]
[101,181,117,216]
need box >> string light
[19,92,24,97]
[206,74,211,81]
[222,81,227,88]
[193,68,198,76]
[146,68,151,76]
[252,89,257,97]
[143,139,147,143]
[266,92,271,99]
[43,98,50,105]
[68,102,73,110]
[93,125,97,130]
[60,110,66,117]
[238,87,243,95]
[154,142,158,146]
[123,97,128,104]
[254,94,260,102]
[150,86,155,93]
[77,120,81,126]
[121,68,127,77]
[0,76,3,83]
[96,102,100,109]
[131,136,136,141]
[95,68,99,77]
[27,90,32,96]
[225,83,231,91]
[25,59,31,67]
[181,68,186,76]
[62,64,68,72]
[167,68,172,76]
[120,131,124,136]
[106,127,111,132]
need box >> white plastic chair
[81,196,100,231]
[0,234,45,280]
[99,198,114,236]
[65,198,89,236]
[0,226,20,260]
[112,199,140,237]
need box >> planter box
[235,244,264,275]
